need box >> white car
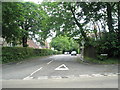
[71,51,77,56]
[64,52,68,54]
[64,52,69,54]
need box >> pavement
[1,54,119,88]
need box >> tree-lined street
[1,0,119,89]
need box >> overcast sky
[24,0,43,3]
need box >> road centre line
[23,67,43,80]
[47,60,53,65]
[30,67,43,76]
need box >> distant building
[0,37,8,46]
[1,36,50,49]
[44,41,50,49]
[27,39,40,49]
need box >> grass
[83,56,119,64]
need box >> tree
[2,2,46,47]
[50,35,79,52]
[16,2,42,47]
[41,2,119,57]
[40,2,76,37]
[2,2,23,46]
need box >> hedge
[2,47,61,63]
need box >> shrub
[2,47,61,63]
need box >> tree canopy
[50,35,79,52]
[2,2,50,46]
[2,1,119,58]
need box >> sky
[24,0,43,3]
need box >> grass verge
[84,57,119,64]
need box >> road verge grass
[83,56,119,64]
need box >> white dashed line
[23,76,33,80]
[23,73,118,80]
[106,73,117,76]
[92,74,104,77]
[38,76,48,79]
[79,74,91,77]
[51,76,62,79]
[47,60,53,65]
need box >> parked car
[71,51,77,56]
[64,52,68,54]
[64,52,69,54]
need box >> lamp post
[81,40,85,61]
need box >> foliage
[2,2,119,58]
[84,56,119,64]
[2,2,49,47]
[40,2,76,37]
[40,2,119,58]
[2,2,23,45]
[95,32,120,58]
[2,47,61,63]
[50,35,79,52]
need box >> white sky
[24,0,43,3]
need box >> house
[27,39,40,49]
[44,41,50,49]
[1,36,50,49]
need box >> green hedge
[2,47,61,63]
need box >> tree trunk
[21,24,29,47]
[69,5,88,42]
[106,3,114,33]
[97,21,101,39]
[22,35,28,47]
[93,21,98,40]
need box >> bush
[85,32,120,59]
[84,56,119,64]
[97,55,108,61]
[2,47,61,63]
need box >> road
[1,54,119,88]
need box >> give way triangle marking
[54,64,69,70]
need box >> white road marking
[23,72,118,80]
[106,73,117,76]
[30,67,43,76]
[79,74,92,77]
[51,76,62,79]
[23,76,33,80]
[55,64,69,70]
[23,67,43,80]
[38,76,48,79]
[47,60,53,65]
[92,74,103,77]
